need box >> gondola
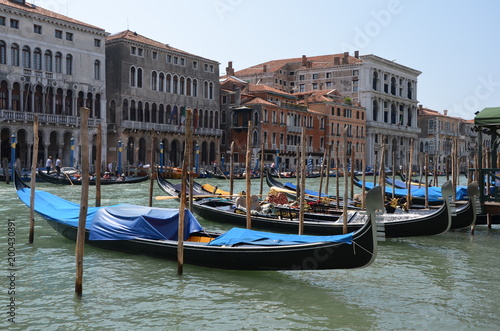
[37,169,149,185]
[14,171,377,271]
[157,174,459,238]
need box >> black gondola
[36,169,149,185]
[14,171,378,271]
[157,174,463,238]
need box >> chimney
[444,109,448,116]
[342,52,349,64]
[334,57,340,65]
[263,64,267,73]
[302,55,307,66]
[226,61,234,76]
[354,50,359,58]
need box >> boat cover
[89,205,202,241]
[16,187,203,241]
[207,227,353,247]
[283,182,332,198]
[355,180,468,201]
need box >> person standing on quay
[55,157,62,176]
[46,156,53,174]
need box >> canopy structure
[473,107,500,206]
[474,107,500,126]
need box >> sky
[35,0,500,120]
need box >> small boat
[385,177,424,190]
[14,172,377,270]
[37,169,149,185]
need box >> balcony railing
[1,109,100,127]
[121,120,222,136]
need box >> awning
[474,107,500,126]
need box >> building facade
[105,30,221,170]
[0,0,108,169]
[231,51,421,171]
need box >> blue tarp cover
[207,227,353,247]
[89,205,202,241]
[355,180,468,202]
[17,187,202,241]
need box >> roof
[242,97,277,107]
[107,30,218,63]
[234,53,363,76]
[0,0,105,31]
[246,83,296,99]
[418,107,463,121]
[474,107,500,126]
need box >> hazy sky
[37,0,500,120]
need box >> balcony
[121,120,222,136]
[1,109,100,127]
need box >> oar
[156,193,270,200]
[65,172,74,185]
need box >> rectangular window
[312,73,319,79]
[353,70,359,76]
[173,56,178,64]
[204,63,209,71]
[10,19,19,29]
[152,51,157,60]
[34,24,42,34]
[221,95,227,104]
[55,29,62,39]
[312,83,318,90]
[0,16,5,26]
[289,71,295,75]
[66,32,73,41]
[210,65,214,73]
[193,61,198,69]
[326,72,332,78]
[137,48,143,56]
[180,58,185,66]
[131,46,136,55]
[299,75,305,81]
[299,84,305,92]
[166,54,171,63]
[94,39,101,47]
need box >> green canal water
[1,176,499,330]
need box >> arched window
[253,111,259,126]
[11,44,19,66]
[166,74,171,92]
[65,54,73,75]
[130,66,136,87]
[390,77,396,95]
[204,81,208,98]
[407,82,413,99]
[22,46,31,68]
[94,60,100,80]
[55,52,62,73]
[0,41,6,64]
[192,79,198,97]
[186,78,191,96]
[179,77,185,95]
[252,130,258,146]
[151,71,157,90]
[159,73,165,91]
[372,71,378,90]
[209,82,214,99]
[33,48,42,70]
[137,68,143,88]
[173,75,178,94]
[44,50,52,72]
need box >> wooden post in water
[75,107,90,296]
[259,126,265,196]
[335,145,340,209]
[391,151,396,199]
[148,129,155,207]
[177,108,192,275]
[95,124,102,207]
[424,153,429,209]
[28,115,39,244]
[325,144,331,196]
[298,127,306,235]
[229,141,234,196]
[245,120,253,229]
[350,149,355,200]
[361,144,367,209]
[406,138,414,210]
[342,126,349,234]
[318,148,327,201]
